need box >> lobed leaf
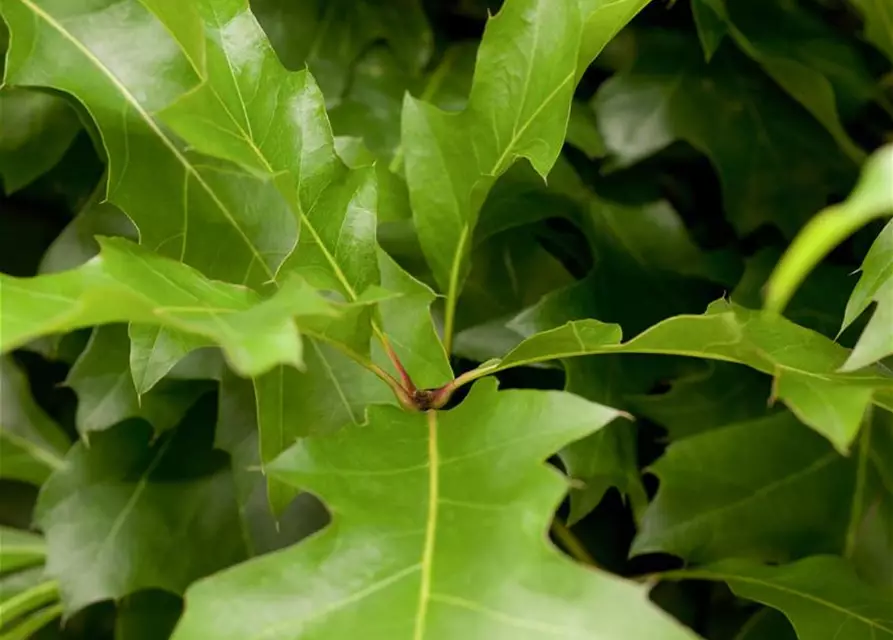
[1,0,297,289]
[172,379,697,640]
[469,299,893,452]
[693,0,873,160]
[633,412,854,563]
[0,237,337,377]
[668,556,893,640]
[403,0,649,349]
[35,410,247,612]
[66,325,212,437]
[595,31,854,236]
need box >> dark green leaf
[634,412,854,563]
[669,556,893,639]
[114,591,183,640]
[0,88,81,194]
[694,0,873,159]
[35,413,247,613]
[595,31,854,236]
[66,325,211,437]
[215,370,330,555]
[251,0,432,101]
[0,357,69,486]
[172,380,697,640]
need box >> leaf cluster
[1,0,891,639]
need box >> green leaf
[849,0,893,63]
[127,325,213,396]
[215,370,331,556]
[693,0,872,160]
[35,411,247,613]
[566,100,606,158]
[628,361,775,440]
[403,0,650,350]
[633,412,854,563]
[330,43,477,163]
[38,193,137,276]
[0,357,69,486]
[251,0,432,101]
[253,347,393,515]
[1,0,297,289]
[0,88,81,194]
[839,219,893,371]
[172,379,697,640]
[469,299,893,452]
[594,31,854,236]
[668,556,893,639]
[0,527,46,575]
[0,237,338,377]
[0,580,60,630]
[66,325,211,437]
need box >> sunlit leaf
[470,299,893,451]
[1,0,297,289]
[0,237,337,377]
[0,527,46,575]
[172,379,697,640]
[403,0,650,349]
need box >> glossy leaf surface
[173,380,697,640]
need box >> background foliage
[1,0,891,638]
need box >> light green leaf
[155,0,395,361]
[849,0,893,63]
[66,325,211,437]
[251,0,432,101]
[765,144,893,369]
[0,527,46,575]
[172,379,698,640]
[403,0,650,350]
[127,325,212,396]
[1,237,337,377]
[595,31,854,236]
[35,415,247,613]
[0,88,81,194]
[668,556,893,640]
[467,299,893,452]
[0,357,69,486]
[1,0,297,288]
[694,0,872,160]
[633,412,854,563]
